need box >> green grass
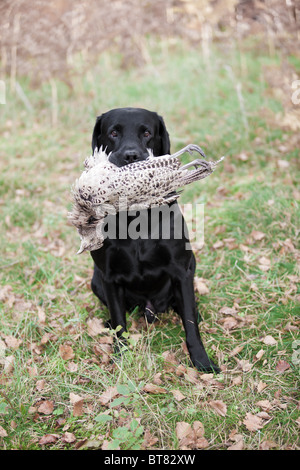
[0,39,299,450]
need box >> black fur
[90,107,220,373]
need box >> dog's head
[91,107,170,167]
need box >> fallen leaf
[227,431,244,450]
[231,375,242,386]
[194,277,209,295]
[62,432,76,444]
[258,256,271,271]
[67,361,78,372]
[36,379,46,391]
[256,411,271,420]
[229,345,244,357]
[98,386,119,406]
[59,344,75,361]
[256,381,267,393]
[0,425,8,437]
[171,389,186,402]
[277,159,290,169]
[37,306,46,325]
[39,434,59,446]
[251,230,266,241]
[38,400,54,415]
[256,400,272,411]
[263,335,277,346]
[87,317,106,336]
[4,336,22,350]
[3,355,14,374]
[176,421,208,449]
[162,350,178,365]
[255,349,265,360]
[260,440,278,450]
[275,360,290,372]
[209,400,227,417]
[69,392,84,416]
[142,429,159,448]
[222,316,238,330]
[143,383,168,394]
[243,413,264,432]
[219,306,237,316]
[213,240,224,249]
[236,359,253,372]
[176,422,192,441]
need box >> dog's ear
[91,115,103,152]
[158,115,170,155]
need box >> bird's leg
[181,159,212,171]
[171,144,207,160]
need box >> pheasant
[68,144,224,253]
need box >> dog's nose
[124,150,139,164]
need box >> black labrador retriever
[90,107,220,373]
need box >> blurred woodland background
[1,0,299,85]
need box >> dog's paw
[193,359,221,374]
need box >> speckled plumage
[68,144,224,253]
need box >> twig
[225,65,249,136]
[0,389,21,416]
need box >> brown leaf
[213,240,224,249]
[176,422,192,441]
[142,429,159,449]
[69,392,84,416]
[37,306,46,325]
[38,400,54,415]
[256,400,272,411]
[59,344,75,361]
[176,421,208,450]
[4,335,22,350]
[39,434,59,446]
[143,383,168,394]
[98,386,119,405]
[263,335,277,346]
[251,230,266,241]
[36,379,46,391]
[222,316,238,330]
[256,381,267,393]
[194,277,209,295]
[243,413,264,432]
[255,349,265,360]
[67,361,78,372]
[209,400,227,417]
[62,432,76,444]
[275,360,290,372]
[229,345,244,357]
[260,440,278,450]
[236,359,253,372]
[219,306,237,316]
[171,389,186,402]
[227,440,244,450]
[0,425,8,437]
[87,317,106,336]
[227,431,244,450]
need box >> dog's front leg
[171,275,220,373]
[101,281,127,351]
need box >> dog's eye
[144,130,151,138]
[110,130,118,138]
